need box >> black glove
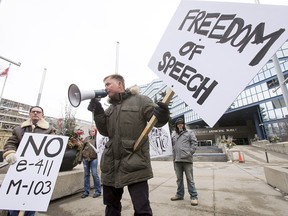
[153,102,170,124]
[87,98,104,114]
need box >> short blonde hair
[103,74,125,89]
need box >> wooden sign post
[133,88,174,151]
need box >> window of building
[272,98,285,109]
[275,109,283,119]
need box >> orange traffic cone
[238,151,244,163]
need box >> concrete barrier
[251,140,269,148]
[193,153,227,162]
[51,165,85,200]
[264,166,288,193]
[266,142,288,154]
[252,141,288,155]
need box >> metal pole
[36,68,47,106]
[115,41,119,74]
[265,148,269,163]
[0,55,21,67]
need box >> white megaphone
[68,84,107,107]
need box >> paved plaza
[34,145,288,216]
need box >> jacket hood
[128,85,140,95]
[175,121,186,134]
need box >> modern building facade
[141,41,288,145]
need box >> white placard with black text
[0,133,68,212]
[149,0,288,127]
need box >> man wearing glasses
[3,105,55,216]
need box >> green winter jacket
[94,86,167,188]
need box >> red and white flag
[0,67,9,77]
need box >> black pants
[103,181,152,216]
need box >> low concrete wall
[251,141,288,155]
[264,166,288,193]
[266,142,288,154]
[251,140,270,148]
[51,165,85,200]
[194,153,227,162]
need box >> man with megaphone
[87,74,170,216]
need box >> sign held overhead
[149,0,288,127]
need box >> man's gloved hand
[153,102,170,124]
[87,98,104,114]
[5,152,17,165]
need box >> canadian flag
[0,67,9,77]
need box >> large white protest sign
[149,0,288,127]
[0,133,68,212]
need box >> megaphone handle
[133,88,174,151]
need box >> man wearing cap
[170,118,198,206]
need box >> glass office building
[141,41,288,145]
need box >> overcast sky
[1,0,288,123]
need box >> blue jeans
[83,158,101,195]
[173,162,198,199]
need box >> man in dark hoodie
[170,118,198,206]
[87,74,170,216]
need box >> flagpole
[115,41,119,74]
[0,56,21,67]
[36,68,47,106]
[0,65,10,105]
